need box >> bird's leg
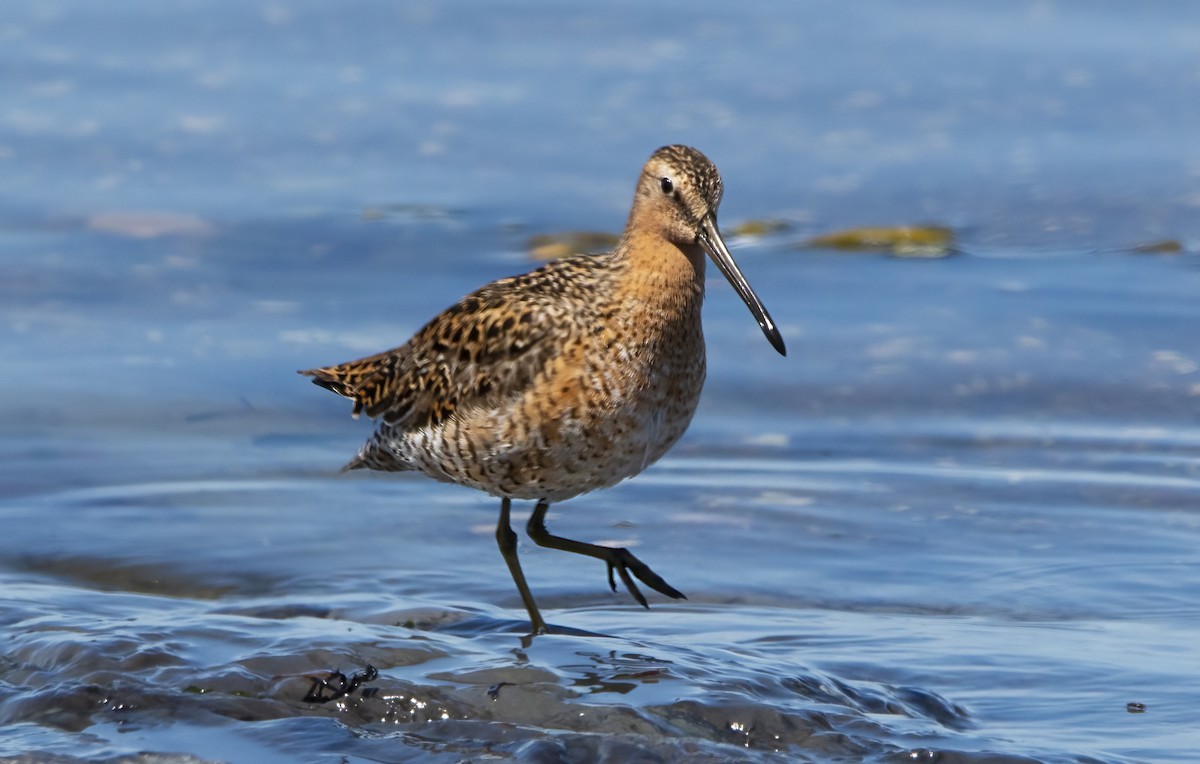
[496,498,548,635]
[526,500,686,608]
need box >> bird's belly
[391,350,705,502]
[502,393,697,502]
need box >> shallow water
[3,2,1200,762]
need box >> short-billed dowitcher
[302,145,785,635]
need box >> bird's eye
[659,177,673,194]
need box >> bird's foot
[602,548,686,608]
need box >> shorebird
[302,145,785,635]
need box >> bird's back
[304,254,603,428]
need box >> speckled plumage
[302,145,784,635]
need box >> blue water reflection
[2,2,1198,762]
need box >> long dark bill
[697,214,787,356]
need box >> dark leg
[526,500,685,609]
[496,498,547,635]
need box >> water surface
[2,2,1199,762]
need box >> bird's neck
[613,229,706,307]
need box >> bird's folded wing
[301,256,603,430]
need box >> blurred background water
[2,1,1199,762]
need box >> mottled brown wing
[301,256,602,430]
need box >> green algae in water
[804,225,956,258]
[527,231,621,260]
